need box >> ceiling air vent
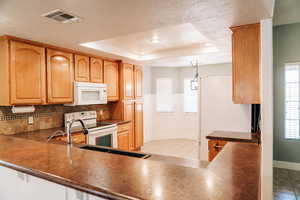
[42,9,82,23]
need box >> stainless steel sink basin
[80,145,151,159]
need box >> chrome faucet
[66,119,89,145]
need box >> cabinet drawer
[117,122,131,132]
[208,140,227,162]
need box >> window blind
[285,64,300,139]
[183,78,198,113]
[156,78,174,112]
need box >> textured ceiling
[0,0,274,67]
[273,0,300,26]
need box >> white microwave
[65,82,107,106]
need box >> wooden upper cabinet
[134,100,144,149]
[231,23,260,104]
[90,57,103,83]
[104,61,119,101]
[122,63,134,99]
[10,41,46,105]
[74,54,90,82]
[134,66,143,99]
[47,49,74,104]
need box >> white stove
[64,111,118,148]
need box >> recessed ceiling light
[204,43,213,47]
[151,36,160,44]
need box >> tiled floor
[274,167,300,200]
[141,139,200,160]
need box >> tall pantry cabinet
[112,63,144,150]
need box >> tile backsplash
[0,105,111,135]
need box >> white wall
[144,66,200,143]
[199,76,251,161]
[144,93,198,142]
[260,18,273,200]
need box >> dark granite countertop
[0,130,261,200]
[101,119,131,125]
[206,131,259,143]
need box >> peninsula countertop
[206,131,259,143]
[0,132,260,200]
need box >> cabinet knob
[213,143,223,151]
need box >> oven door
[88,127,117,148]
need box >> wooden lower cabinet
[134,100,144,149]
[117,122,132,151]
[208,140,227,161]
[117,130,130,150]
[123,101,135,150]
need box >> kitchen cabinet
[90,57,104,83]
[47,49,74,104]
[123,101,135,150]
[111,63,144,150]
[134,100,144,149]
[10,41,46,105]
[208,140,227,161]
[74,54,90,82]
[117,122,131,151]
[134,66,143,98]
[0,165,106,200]
[0,166,66,200]
[231,23,260,104]
[0,39,46,105]
[121,63,134,99]
[117,130,130,150]
[104,60,119,101]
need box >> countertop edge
[0,160,137,200]
[205,135,258,143]
[0,133,261,200]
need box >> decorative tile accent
[0,105,111,135]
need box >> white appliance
[64,111,118,148]
[66,82,107,106]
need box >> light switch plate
[28,116,34,125]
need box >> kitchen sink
[80,145,151,159]
[48,132,86,144]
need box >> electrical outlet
[28,116,34,125]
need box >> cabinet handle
[213,144,223,151]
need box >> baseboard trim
[273,160,300,171]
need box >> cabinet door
[0,166,66,200]
[47,49,74,103]
[123,101,135,150]
[134,101,144,149]
[122,63,134,99]
[208,140,227,161]
[104,61,119,101]
[231,23,260,104]
[75,54,90,82]
[117,130,130,150]
[10,41,46,105]
[134,66,143,98]
[90,57,103,83]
